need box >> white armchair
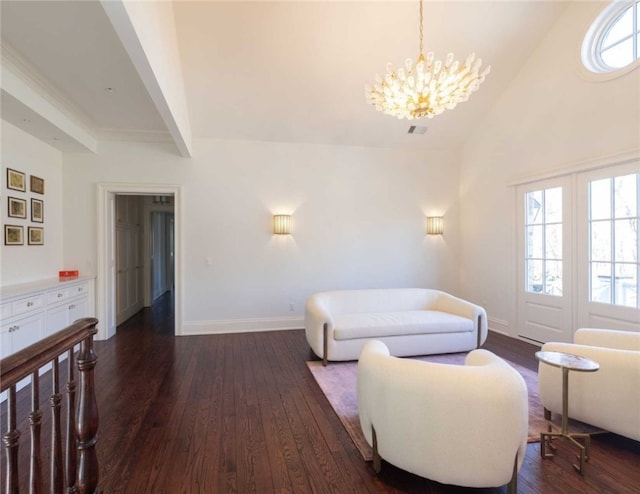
[357,340,528,492]
[538,328,640,441]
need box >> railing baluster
[76,334,99,494]
[29,372,43,494]
[1,318,99,494]
[50,358,63,493]
[65,349,77,494]
[3,386,21,494]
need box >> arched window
[582,0,640,75]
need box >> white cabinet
[0,277,95,358]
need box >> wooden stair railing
[1,317,100,494]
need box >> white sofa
[305,288,487,365]
[538,328,640,442]
[357,340,528,492]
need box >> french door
[576,163,640,330]
[517,177,573,343]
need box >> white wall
[458,2,640,336]
[62,138,461,333]
[1,120,64,284]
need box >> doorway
[97,184,182,341]
[150,209,175,304]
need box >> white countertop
[1,275,96,300]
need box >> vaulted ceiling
[1,1,571,154]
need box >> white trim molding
[487,317,510,336]
[507,149,640,187]
[182,316,304,336]
[97,182,183,340]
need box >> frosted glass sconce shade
[273,214,291,234]
[426,216,444,235]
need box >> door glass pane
[591,262,612,304]
[590,220,611,261]
[589,172,639,306]
[615,218,637,262]
[590,178,611,220]
[545,224,562,260]
[545,260,563,296]
[525,186,563,296]
[527,260,543,293]
[526,190,543,224]
[527,225,543,259]
[615,263,637,308]
[614,174,637,218]
[545,187,562,223]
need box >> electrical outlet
[289,303,295,312]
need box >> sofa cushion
[333,310,473,341]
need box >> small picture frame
[30,175,45,195]
[5,225,24,245]
[8,196,27,219]
[31,198,44,223]
[7,168,26,192]
[28,226,44,245]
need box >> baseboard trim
[488,317,510,336]
[181,316,304,335]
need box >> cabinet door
[9,312,44,353]
[46,303,70,338]
[69,296,89,323]
[0,327,11,359]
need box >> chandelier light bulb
[365,0,491,120]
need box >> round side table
[535,350,599,475]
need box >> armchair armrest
[539,341,640,441]
[574,328,640,351]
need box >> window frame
[581,0,640,80]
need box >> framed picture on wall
[5,225,24,245]
[8,196,27,219]
[28,226,44,245]
[7,168,26,192]
[30,175,45,194]
[31,198,44,223]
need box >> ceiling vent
[408,125,428,135]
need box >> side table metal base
[540,409,592,475]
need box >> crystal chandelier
[365,0,491,120]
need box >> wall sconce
[273,214,291,235]
[426,216,444,235]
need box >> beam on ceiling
[1,60,98,153]
[101,0,193,158]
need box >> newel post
[75,319,99,494]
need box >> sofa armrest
[574,328,640,351]
[304,294,333,363]
[433,292,488,347]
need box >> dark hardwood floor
[4,292,640,493]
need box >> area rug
[306,352,599,461]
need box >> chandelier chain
[418,0,424,57]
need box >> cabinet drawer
[47,289,69,305]
[68,282,89,297]
[12,295,44,316]
[0,303,11,319]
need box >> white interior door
[517,177,573,343]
